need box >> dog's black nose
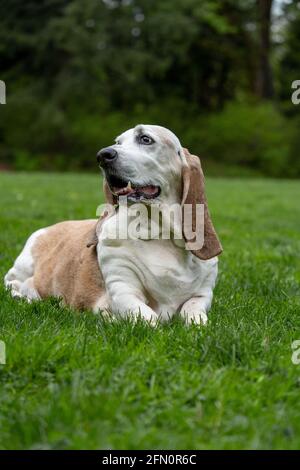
[97,147,118,165]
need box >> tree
[278,0,300,114]
[255,0,274,99]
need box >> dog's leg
[180,296,211,325]
[4,228,45,301]
[113,294,158,325]
[180,265,218,325]
[107,281,158,325]
[19,277,40,302]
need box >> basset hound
[4,125,222,325]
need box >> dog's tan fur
[23,149,221,312]
[32,220,105,310]
[182,150,222,260]
[5,125,222,324]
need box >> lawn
[0,172,300,450]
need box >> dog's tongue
[138,185,158,196]
[114,182,158,197]
[115,184,134,196]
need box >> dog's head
[97,124,183,206]
[96,124,222,259]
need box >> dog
[4,125,222,325]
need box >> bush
[0,92,298,177]
[182,101,295,177]
[288,115,300,177]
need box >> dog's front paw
[134,310,158,327]
[183,311,208,326]
[117,307,158,327]
[180,297,209,326]
[180,302,208,326]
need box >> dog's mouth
[106,174,161,201]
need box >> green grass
[0,172,300,450]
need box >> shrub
[0,92,298,177]
[182,101,295,177]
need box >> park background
[1,0,300,451]
[0,0,300,176]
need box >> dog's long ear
[86,211,107,249]
[181,148,222,260]
[86,179,116,249]
[103,179,117,205]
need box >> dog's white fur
[98,217,218,324]
[4,125,221,325]
[4,228,46,301]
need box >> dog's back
[4,220,106,311]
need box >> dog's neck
[107,199,184,245]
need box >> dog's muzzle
[97,147,118,167]
[96,146,160,202]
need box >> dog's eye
[139,135,154,145]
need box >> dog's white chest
[128,240,206,311]
[97,215,217,317]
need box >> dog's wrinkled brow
[154,129,177,150]
[162,136,175,148]
[134,125,145,135]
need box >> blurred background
[0,0,299,177]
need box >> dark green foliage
[1,97,298,176]
[278,1,300,115]
[0,0,299,175]
[185,101,296,177]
